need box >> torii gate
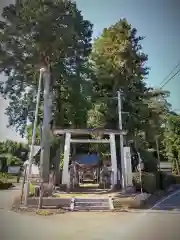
[53,128,127,188]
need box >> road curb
[113,208,180,213]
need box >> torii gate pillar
[109,133,118,186]
[62,133,71,185]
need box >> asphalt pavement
[0,186,180,240]
[152,190,180,210]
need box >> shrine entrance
[54,128,127,190]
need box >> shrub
[133,172,157,193]
[0,172,8,183]
[29,183,36,195]
[133,171,177,193]
[0,180,13,189]
[132,173,142,191]
[175,175,180,184]
[139,149,158,172]
[142,172,158,193]
[36,210,53,216]
[157,171,176,190]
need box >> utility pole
[155,137,160,171]
[117,90,126,192]
[24,68,44,206]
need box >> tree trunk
[38,182,44,209]
[175,158,180,175]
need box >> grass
[53,190,132,199]
[36,209,54,216]
[0,173,18,183]
[0,173,21,189]
[0,173,14,189]
[29,183,36,194]
[53,193,99,198]
[7,176,18,183]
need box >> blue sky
[0,0,180,142]
[76,0,180,109]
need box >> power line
[160,68,180,89]
[159,61,180,86]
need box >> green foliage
[29,182,36,195]
[87,103,108,129]
[133,172,157,193]
[163,114,180,174]
[139,149,158,172]
[89,19,169,150]
[59,154,64,170]
[142,173,158,193]
[0,140,28,163]
[0,172,14,189]
[157,171,176,190]
[0,172,8,183]
[26,124,41,145]
[0,0,93,135]
[0,140,26,174]
[7,155,23,166]
[133,171,176,193]
[0,1,173,174]
[0,153,23,170]
[175,175,180,184]
[36,209,53,216]
[90,19,148,131]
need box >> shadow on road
[137,188,180,213]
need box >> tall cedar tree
[89,19,169,144]
[164,114,180,174]
[0,0,93,136]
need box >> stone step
[74,202,109,207]
[74,205,110,211]
[75,198,109,203]
[73,198,110,211]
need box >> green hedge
[133,172,157,193]
[0,181,13,189]
[133,171,176,194]
[156,171,176,190]
[138,149,158,172]
[175,175,180,184]
[161,172,175,190]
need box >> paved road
[152,190,180,210]
[1,186,180,240]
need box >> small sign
[123,147,133,186]
[8,166,20,174]
[137,152,144,171]
[137,162,144,171]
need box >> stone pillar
[124,146,133,187]
[109,133,117,186]
[62,133,71,185]
[54,148,61,185]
